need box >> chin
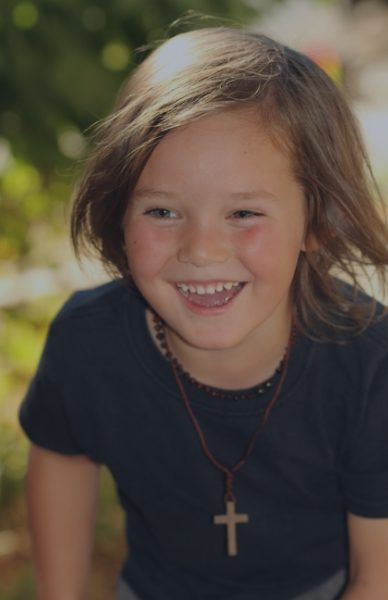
[176,329,244,352]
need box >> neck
[146,310,292,391]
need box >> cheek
[237,225,265,246]
[234,224,281,257]
[125,224,173,275]
[234,222,304,269]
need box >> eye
[144,208,179,219]
[231,210,263,219]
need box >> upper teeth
[176,282,241,295]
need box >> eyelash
[144,208,263,220]
[231,210,263,219]
[144,208,177,219]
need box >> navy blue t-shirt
[19,279,388,599]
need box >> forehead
[134,107,296,194]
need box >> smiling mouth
[175,282,245,307]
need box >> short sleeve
[19,324,85,455]
[340,354,388,518]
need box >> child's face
[122,107,308,353]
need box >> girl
[19,27,388,600]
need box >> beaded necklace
[151,313,293,556]
[152,314,285,400]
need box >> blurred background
[1,0,387,597]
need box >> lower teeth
[177,284,243,307]
[213,296,232,306]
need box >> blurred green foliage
[1,0,257,171]
[0,156,70,266]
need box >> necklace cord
[170,332,292,502]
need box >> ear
[301,231,321,252]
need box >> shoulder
[306,309,388,409]
[53,278,133,321]
[357,309,388,351]
[51,278,146,328]
[300,297,388,397]
[317,279,388,366]
[45,279,146,359]
[341,306,388,365]
[320,312,388,370]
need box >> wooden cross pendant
[214,500,249,556]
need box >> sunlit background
[1,0,387,597]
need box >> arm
[26,443,100,600]
[340,513,388,599]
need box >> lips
[175,282,245,308]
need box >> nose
[177,223,231,267]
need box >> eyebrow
[131,188,178,201]
[132,187,279,202]
[229,191,278,202]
